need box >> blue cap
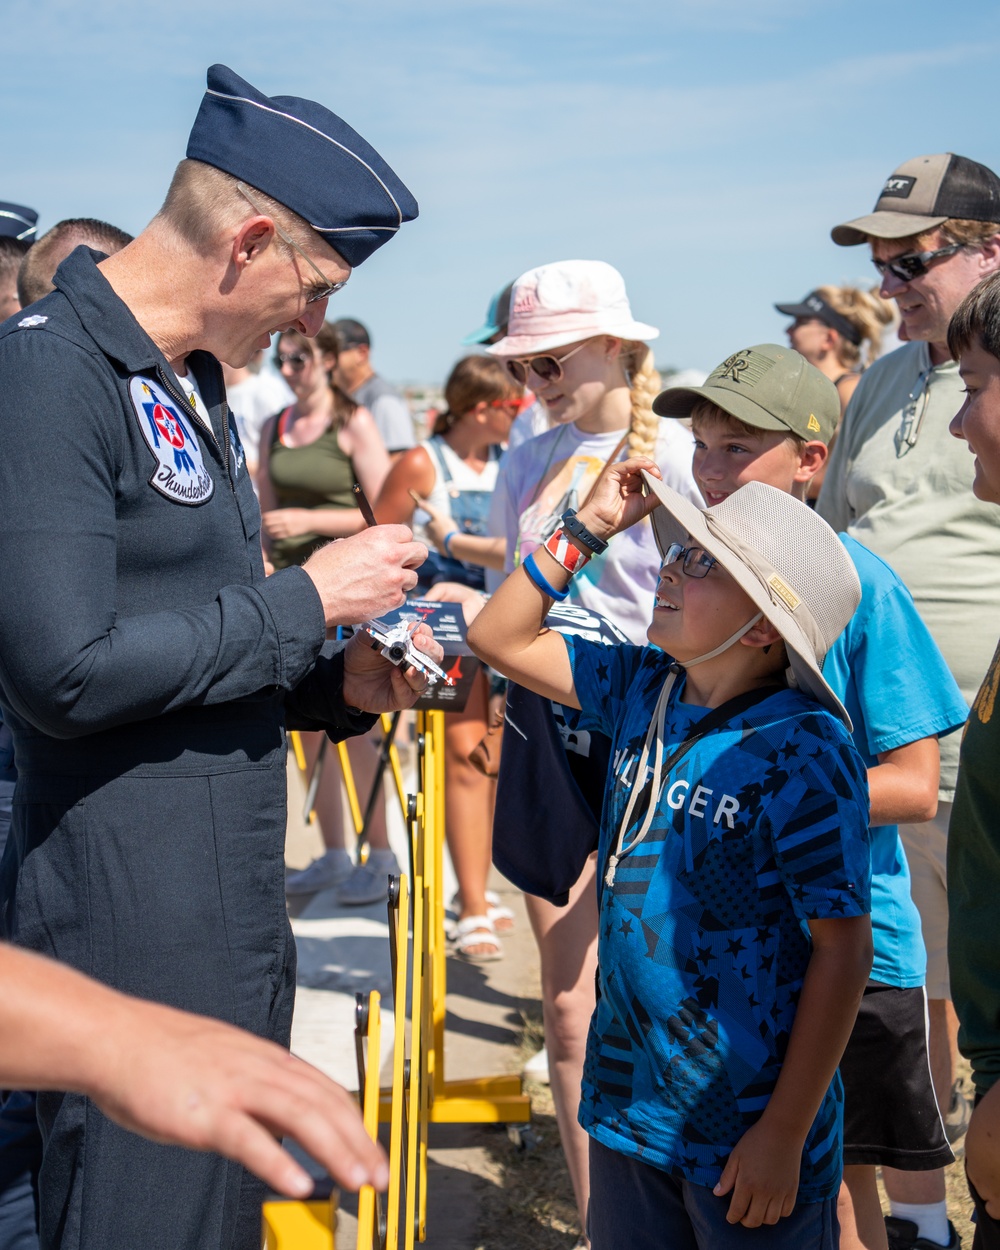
[186,64,418,268]
[461,280,514,346]
[0,202,38,242]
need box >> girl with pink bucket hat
[484,259,700,1242]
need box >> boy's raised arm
[467,455,662,708]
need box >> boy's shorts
[840,980,953,1169]
[898,802,951,1000]
[587,1137,839,1250]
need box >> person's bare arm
[468,454,661,705]
[715,914,872,1227]
[868,737,939,826]
[373,446,435,525]
[415,493,506,571]
[262,507,366,541]
[0,944,388,1198]
[342,406,391,502]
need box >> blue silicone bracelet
[441,530,459,558]
[522,551,569,601]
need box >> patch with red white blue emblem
[128,375,214,505]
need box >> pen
[353,483,378,528]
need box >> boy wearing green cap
[469,450,874,1247]
[656,345,967,1250]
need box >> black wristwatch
[560,508,609,556]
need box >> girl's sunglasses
[503,341,588,386]
[275,351,311,369]
[488,393,534,414]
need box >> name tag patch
[129,376,214,505]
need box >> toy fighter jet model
[360,618,454,687]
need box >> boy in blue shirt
[469,457,874,1247]
[655,346,967,1250]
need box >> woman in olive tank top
[259,323,390,568]
[259,324,399,905]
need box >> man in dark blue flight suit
[0,65,430,1250]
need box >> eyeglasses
[488,393,534,414]
[662,543,718,579]
[504,341,589,386]
[236,181,349,303]
[871,243,962,284]
[895,368,932,457]
[275,350,311,370]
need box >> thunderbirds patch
[129,376,214,505]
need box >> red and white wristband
[544,528,592,576]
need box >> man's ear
[232,216,275,270]
[793,440,829,486]
[980,233,1000,276]
[740,616,784,650]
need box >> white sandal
[454,915,503,963]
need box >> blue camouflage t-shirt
[566,636,872,1202]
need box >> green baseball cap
[652,343,839,444]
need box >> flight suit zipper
[155,366,232,485]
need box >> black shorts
[840,980,954,1169]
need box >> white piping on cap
[0,209,35,241]
[205,90,403,231]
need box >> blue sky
[5,0,999,382]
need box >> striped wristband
[522,551,569,601]
[544,528,592,575]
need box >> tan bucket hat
[643,474,861,728]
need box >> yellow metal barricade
[262,1197,337,1250]
[355,990,385,1249]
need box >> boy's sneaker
[336,850,400,907]
[885,1217,961,1250]
[285,848,353,896]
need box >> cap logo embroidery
[128,375,214,506]
[767,574,801,611]
[711,350,777,388]
[807,414,821,433]
[881,175,916,199]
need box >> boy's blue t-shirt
[566,635,872,1203]
[823,534,968,988]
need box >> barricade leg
[355,991,385,1250]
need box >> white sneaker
[523,1046,549,1084]
[336,850,400,907]
[285,849,354,896]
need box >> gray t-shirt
[817,339,997,797]
[352,373,414,452]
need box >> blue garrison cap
[0,202,38,242]
[186,64,418,268]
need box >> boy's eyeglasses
[871,243,961,284]
[662,543,718,579]
[504,341,588,386]
[275,351,311,369]
[236,181,349,303]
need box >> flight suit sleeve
[0,335,329,739]
[284,641,379,739]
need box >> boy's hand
[574,455,662,542]
[713,1117,802,1227]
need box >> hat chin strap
[681,611,764,669]
[606,611,765,887]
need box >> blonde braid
[623,342,661,458]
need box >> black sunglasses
[275,351,311,369]
[662,543,718,579]
[871,243,961,284]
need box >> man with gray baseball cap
[818,155,1000,1250]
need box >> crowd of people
[3,63,1000,1250]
